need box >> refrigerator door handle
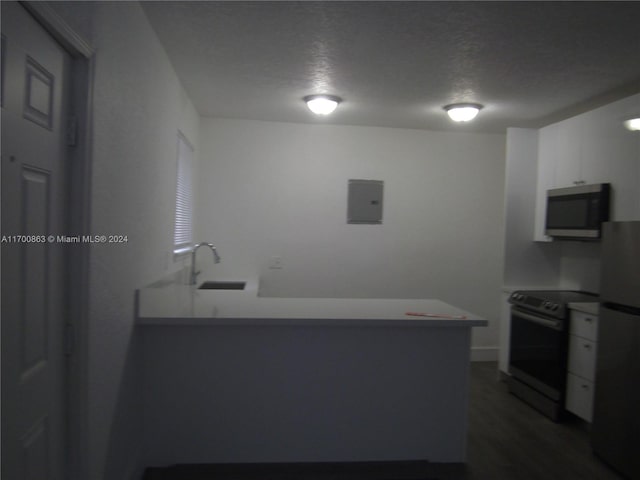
[602,301,640,317]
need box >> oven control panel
[509,290,599,320]
[509,291,564,318]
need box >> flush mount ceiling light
[304,95,341,115]
[443,103,484,122]
[623,117,640,131]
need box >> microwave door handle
[513,309,563,330]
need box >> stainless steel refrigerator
[592,221,640,480]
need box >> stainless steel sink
[198,281,246,290]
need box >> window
[173,132,194,255]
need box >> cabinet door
[579,97,640,195]
[566,373,595,422]
[554,119,585,188]
[568,335,597,381]
[569,310,598,341]
[580,111,614,185]
[534,126,559,241]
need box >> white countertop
[137,278,487,327]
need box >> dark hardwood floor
[463,362,623,480]
[143,362,624,480]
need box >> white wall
[196,118,506,357]
[47,3,199,480]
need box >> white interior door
[1,3,71,479]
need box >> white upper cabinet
[534,94,640,241]
[534,126,557,241]
[554,117,587,187]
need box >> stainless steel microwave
[545,183,611,240]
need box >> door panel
[1,3,70,479]
[24,55,55,129]
[21,167,51,374]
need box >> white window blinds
[174,132,194,254]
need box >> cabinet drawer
[569,310,598,341]
[568,335,597,381]
[566,373,595,422]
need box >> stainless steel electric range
[507,290,598,421]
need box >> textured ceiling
[142,1,640,133]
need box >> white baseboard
[471,346,499,362]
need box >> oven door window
[509,308,568,400]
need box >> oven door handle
[512,308,563,330]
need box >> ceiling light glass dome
[443,103,484,122]
[623,117,640,131]
[304,95,342,115]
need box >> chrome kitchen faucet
[190,242,221,285]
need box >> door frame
[19,3,94,479]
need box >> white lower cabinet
[566,373,595,422]
[568,335,597,380]
[565,308,599,422]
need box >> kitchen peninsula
[137,278,487,467]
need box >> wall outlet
[268,256,283,269]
